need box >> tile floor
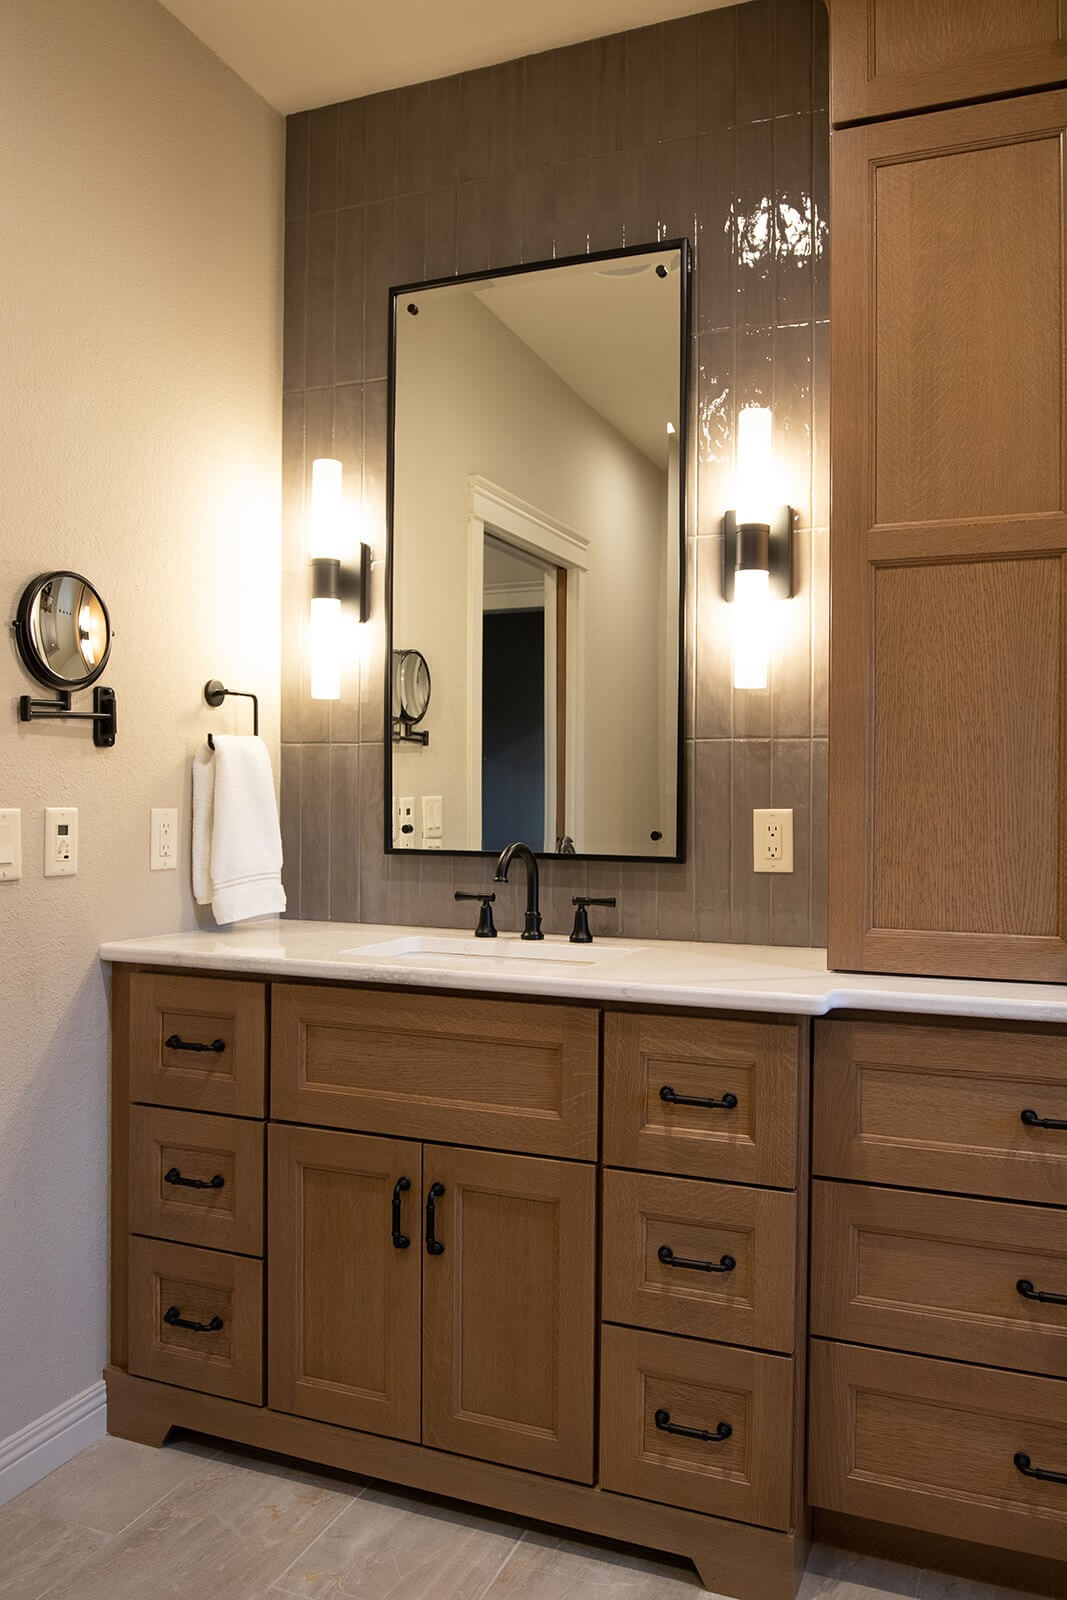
[0,1434,1050,1600]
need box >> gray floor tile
[6,1435,218,1537]
[481,1527,714,1598]
[0,1505,108,1600]
[800,1546,922,1600]
[918,1574,1047,1600]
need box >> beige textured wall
[0,0,282,1445]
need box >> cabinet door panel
[268,1124,421,1441]
[422,1145,595,1482]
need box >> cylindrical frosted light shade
[309,595,341,700]
[309,457,344,560]
[732,567,770,689]
[735,407,772,528]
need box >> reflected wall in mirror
[387,240,688,860]
[14,570,111,690]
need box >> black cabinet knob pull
[658,1245,735,1274]
[1017,1278,1067,1306]
[659,1085,738,1111]
[163,1167,224,1191]
[654,1409,731,1444]
[163,1305,223,1334]
[392,1176,412,1249]
[426,1182,446,1255]
[1021,1108,1067,1130]
[164,1034,226,1054]
[1015,1452,1067,1485]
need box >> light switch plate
[44,807,78,877]
[0,809,21,881]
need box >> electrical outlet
[394,795,416,849]
[151,807,179,871]
[44,807,78,877]
[753,808,793,873]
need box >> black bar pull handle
[1017,1278,1067,1306]
[163,1305,223,1334]
[1015,1452,1067,1486]
[426,1182,445,1255]
[392,1176,412,1249]
[660,1085,738,1111]
[658,1245,735,1274]
[654,1409,732,1444]
[164,1167,224,1191]
[1021,1108,1067,1130]
[165,1034,226,1054]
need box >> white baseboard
[0,1381,107,1506]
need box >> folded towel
[192,735,286,924]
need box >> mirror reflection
[14,571,111,689]
[388,241,687,860]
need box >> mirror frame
[13,569,113,692]
[384,237,690,863]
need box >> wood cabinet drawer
[128,973,266,1117]
[599,1324,793,1529]
[271,985,597,1159]
[810,1341,1067,1561]
[814,1020,1067,1202]
[601,1170,796,1352]
[812,1181,1067,1377]
[603,1013,800,1186]
[128,1237,262,1404]
[129,1106,264,1256]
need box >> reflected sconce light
[308,458,370,701]
[721,407,792,690]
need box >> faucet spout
[493,841,544,941]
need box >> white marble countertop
[98,919,1067,1021]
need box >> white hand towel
[192,735,286,924]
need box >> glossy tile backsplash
[281,0,829,946]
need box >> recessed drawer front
[812,1181,1067,1377]
[603,1013,800,1186]
[271,985,598,1158]
[128,1237,262,1404]
[128,973,266,1117]
[602,1170,796,1352]
[599,1324,793,1529]
[129,1106,264,1256]
[810,1341,1067,1562]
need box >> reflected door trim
[467,477,589,852]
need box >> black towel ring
[204,679,259,749]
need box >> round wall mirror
[13,571,112,690]
[392,647,431,727]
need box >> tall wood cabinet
[827,4,1067,981]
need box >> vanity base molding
[812,1511,1067,1600]
[104,1365,806,1600]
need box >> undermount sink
[344,934,642,966]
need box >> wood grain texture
[128,972,267,1117]
[827,90,1067,981]
[603,1012,800,1186]
[271,984,598,1158]
[267,1122,422,1441]
[127,1237,262,1404]
[422,1144,596,1482]
[813,1018,1067,1202]
[601,1169,796,1352]
[829,0,1067,125]
[110,966,131,1369]
[812,1179,1067,1375]
[599,1324,794,1530]
[105,1365,803,1600]
[128,1106,264,1256]
[809,1339,1067,1561]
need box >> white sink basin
[344,934,641,966]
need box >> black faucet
[493,842,543,940]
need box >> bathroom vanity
[102,926,1067,1600]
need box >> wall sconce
[308,457,370,701]
[721,407,792,690]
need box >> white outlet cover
[753,808,794,874]
[44,807,78,877]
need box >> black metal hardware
[455,891,497,937]
[1021,1108,1067,1130]
[18,685,117,748]
[654,1409,732,1443]
[1014,1452,1067,1485]
[407,302,419,315]
[569,896,617,944]
[659,1085,738,1111]
[205,679,259,749]
[163,1305,223,1334]
[164,1167,224,1191]
[392,1176,412,1249]
[164,1034,226,1054]
[657,1244,736,1274]
[426,1181,446,1255]
[1017,1278,1067,1306]
[650,831,663,841]
[392,648,431,746]
[494,841,543,940]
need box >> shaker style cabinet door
[267,1124,422,1441]
[828,89,1067,981]
[421,1144,596,1482]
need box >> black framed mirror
[386,239,689,861]
[14,571,112,690]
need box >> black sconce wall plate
[721,507,794,601]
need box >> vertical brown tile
[619,862,659,939]
[773,319,813,529]
[280,574,304,746]
[334,205,366,385]
[736,0,775,126]
[521,167,555,263]
[694,740,732,942]
[281,391,306,572]
[811,111,830,324]
[418,852,456,928]
[812,0,829,114]
[282,215,307,392]
[425,186,458,279]
[774,0,814,120]
[338,98,366,207]
[585,861,624,938]
[556,42,594,162]
[524,49,560,171]
[662,16,699,142]
[459,67,492,181]
[365,90,398,202]
[620,25,662,152]
[541,858,588,940]
[769,738,811,945]
[553,160,592,258]
[394,190,427,285]
[488,174,524,270]
[810,736,828,946]
[657,137,698,245]
[362,379,389,567]
[280,744,302,917]
[695,327,735,539]
[697,129,735,333]
[734,118,775,329]
[697,7,737,133]
[364,199,396,381]
[772,525,812,738]
[656,839,696,939]
[329,383,365,745]
[308,104,339,213]
[426,75,461,187]
[457,178,490,273]
[811,525,829,737]
[811,315,829,528]
[357,740,389,921]
[731,739,772,944]
[300,744,332,919]
[305,210,336,389]
[694,534,733,740]
[329,745,361,921]
[491,59,525,178]
[588,150,628,254]
[396,81,430,196]
[773,114,813,328]
[285,112,310,219]
[385,855,422,926]
[590,34,624,156]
